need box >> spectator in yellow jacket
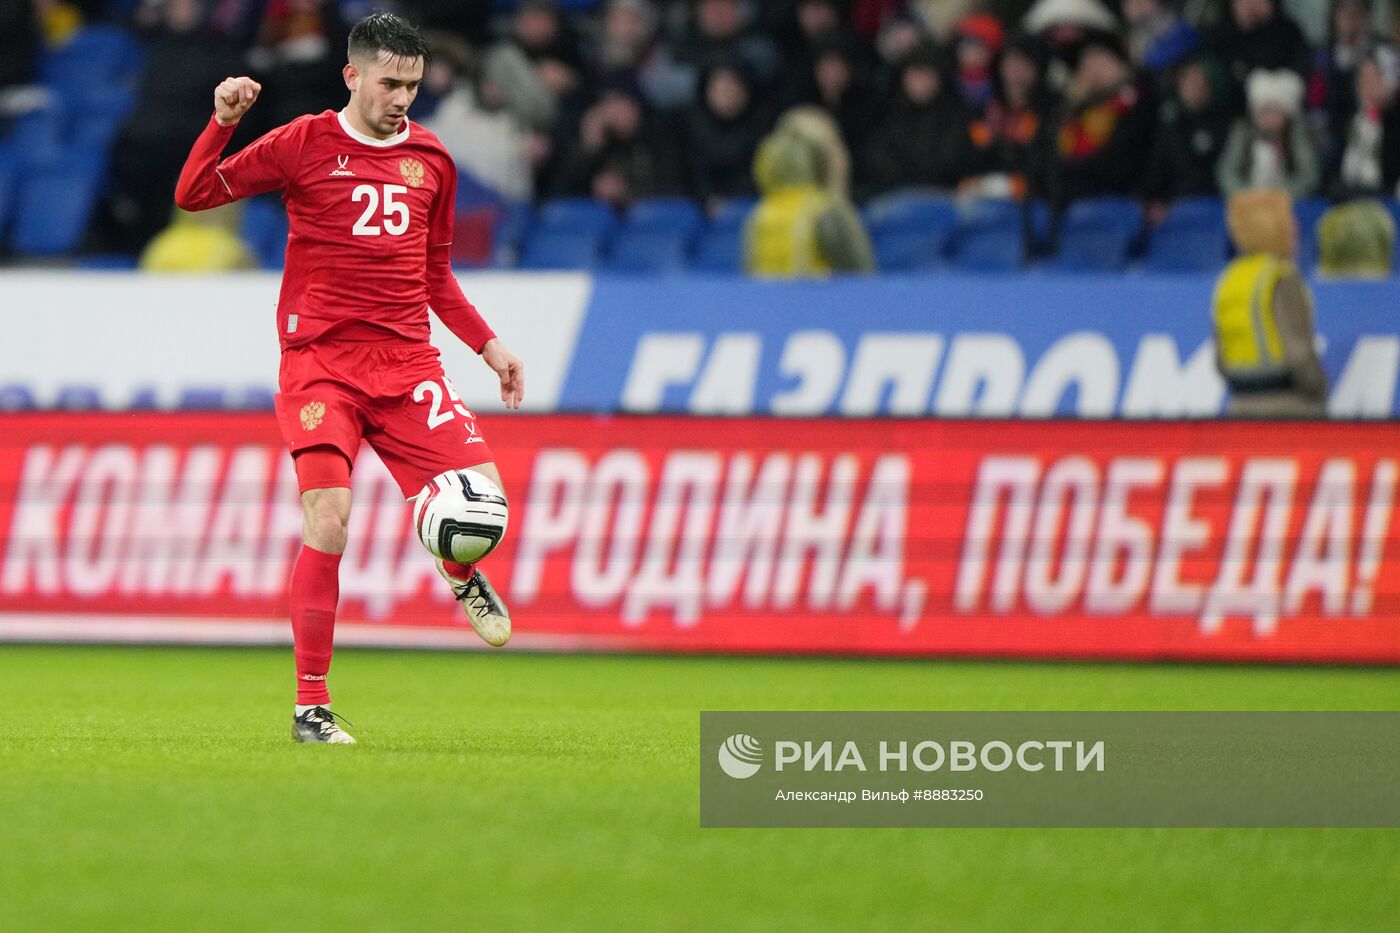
[140,205,256,273]
[1213,188,1328,417]
[744,107,875,277]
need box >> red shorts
[273,340,493,498]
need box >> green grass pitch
[1,645,1398,932]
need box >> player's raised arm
[174,77,259,211]
[214,76,261,127]
[175,76,296,212]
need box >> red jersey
[175,109,495,353]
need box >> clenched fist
[214,76,261,127]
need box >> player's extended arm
[174,77,265,211]
[427,247,526,409]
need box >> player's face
[345,52,424,138]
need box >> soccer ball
[413,468,510,563]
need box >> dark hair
[348,11,432,68]
[898,40,951,80]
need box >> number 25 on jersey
[351,183,409,236]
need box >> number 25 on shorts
[414,377,472,429]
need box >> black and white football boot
[292,706,357,744]
[437,560,512,647]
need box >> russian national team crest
[299,401,325,431]
[399,158,425,188]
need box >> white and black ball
[413,468,509,563]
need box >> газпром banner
[6,272,1398,417]
[0,414,1396,661]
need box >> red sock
[443,560,474,580]
[290,544,341,706]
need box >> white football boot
[292,706,357,744]
[437,560,512,647]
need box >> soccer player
[175,12,523,745]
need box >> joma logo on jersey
[329,155,355,177]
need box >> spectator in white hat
[1217,68,1321,198]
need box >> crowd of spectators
[1,0,1397,256]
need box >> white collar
[337,109,410,147]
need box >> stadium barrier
[2,413,1396,662]
[1,272,1397,417]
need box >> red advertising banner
[1,414,1397,661]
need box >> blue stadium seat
[951,198,1026,271]
[40,27,144,93]
[1047,197,1142,272]
[863,190,956,271]
[710,197,757,229]
[535,197,619,237]
[518,229,611,269]
[957,196,1022,229]
[1143,197,1228,273]
[603,231,693,274]
[241,197,289,269]
[686,198,754,273]
[6,102,68,158]
[626,197,705,234]
[872,226,950,271]
[863,190,957,228]
[516,198,617,268]
[66,87,136,150]
[1026,199,1054,243]
[689,228,742,273]
[1294,196,1331,270]
[495,200,532,241]
[10,150,105,256]
[603,199,704,273]
[952,229,1024,272]
[1166,195,1225,219]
